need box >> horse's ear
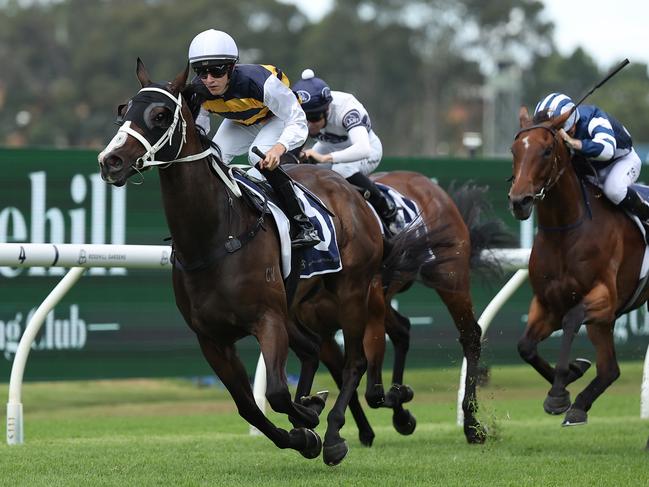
[136,57,152,87]
[169,63,190,95]
[519,106,532,128]
[552,109,573,130]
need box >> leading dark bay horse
[98,60,454,465]
[509,106,648,426]
[316,172,512,445]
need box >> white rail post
[641,343,649,419]
[249,352,266,436]
[456,268,529,426]
[6,266,86,445]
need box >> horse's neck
[157,150,245,260]
[536,166,585,230]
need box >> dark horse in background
[509,106,649,427]
[314,171,512,445]
[98,60,454,466]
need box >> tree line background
[1,0,648,157]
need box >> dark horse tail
[381,221,456,288]
[448,181,515,280]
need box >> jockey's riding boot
[346,172,403,235]
[619,187,649,222]
[260,167,321,248]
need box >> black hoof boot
[543,390,571,415]
[323,439,349,466]
[393,409,417,435]
[359,428,375,447]
[562,407,588,427]
[300,390,329,416]
[290,427,322,459]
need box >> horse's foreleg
[544,303,586,415]
[320,337,376,447]
[565,324,620,426]
[518,297,559,384]
[256,313,322,430]
[197,334,321,458]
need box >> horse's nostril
[105,154,123,170]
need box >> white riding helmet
[534,93,580,132]
[188,29,239,70]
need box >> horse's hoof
[291,428,322,459]
[323,439,349,466]
[465,421,487,444]
[359,428,375,447]
[385,384,414,408]
[300,390,329,416]
[568,358,591,380]
[393,409,416,435]
[562,408,587,427]
[365,384,385,409]
[543,391,571,415]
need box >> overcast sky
[280,0,648,71]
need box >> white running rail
[1,243,172,445]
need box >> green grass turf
[1,362,647,486]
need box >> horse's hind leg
[382,307,417,436]
[320,337,376,447]
[544,303,585,415]
[363,279,388,409]
[197,335,322,459]
[436,287,486,444]
[322,289,372,466]
[256,313,324,429]
[564,323,620,426]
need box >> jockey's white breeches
[596,148,642,204]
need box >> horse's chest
[530,260,588,308]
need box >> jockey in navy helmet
[293,69,404,235]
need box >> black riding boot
[346,172,401,233]
[619,187,649,222]
[260,167,321,248]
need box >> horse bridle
[512,124,567,201]
[99,85,242,197]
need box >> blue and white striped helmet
[534,93,580,131]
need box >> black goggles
[306,111,326,123]
[194,64,231,79]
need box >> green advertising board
[1,148,648,382]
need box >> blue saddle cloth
[233,173,342,279]
[376,182,421,231]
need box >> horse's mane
[181,83,223,159]
[532,109,552,125]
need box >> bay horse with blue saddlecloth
[98,59,454,465]
[312,171,512,445]
[509,105,649,426]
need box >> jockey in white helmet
[187,29,320,248]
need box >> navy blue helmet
[293,69,333,114]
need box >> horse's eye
[154,112,167,122]
[543,147,552,158]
